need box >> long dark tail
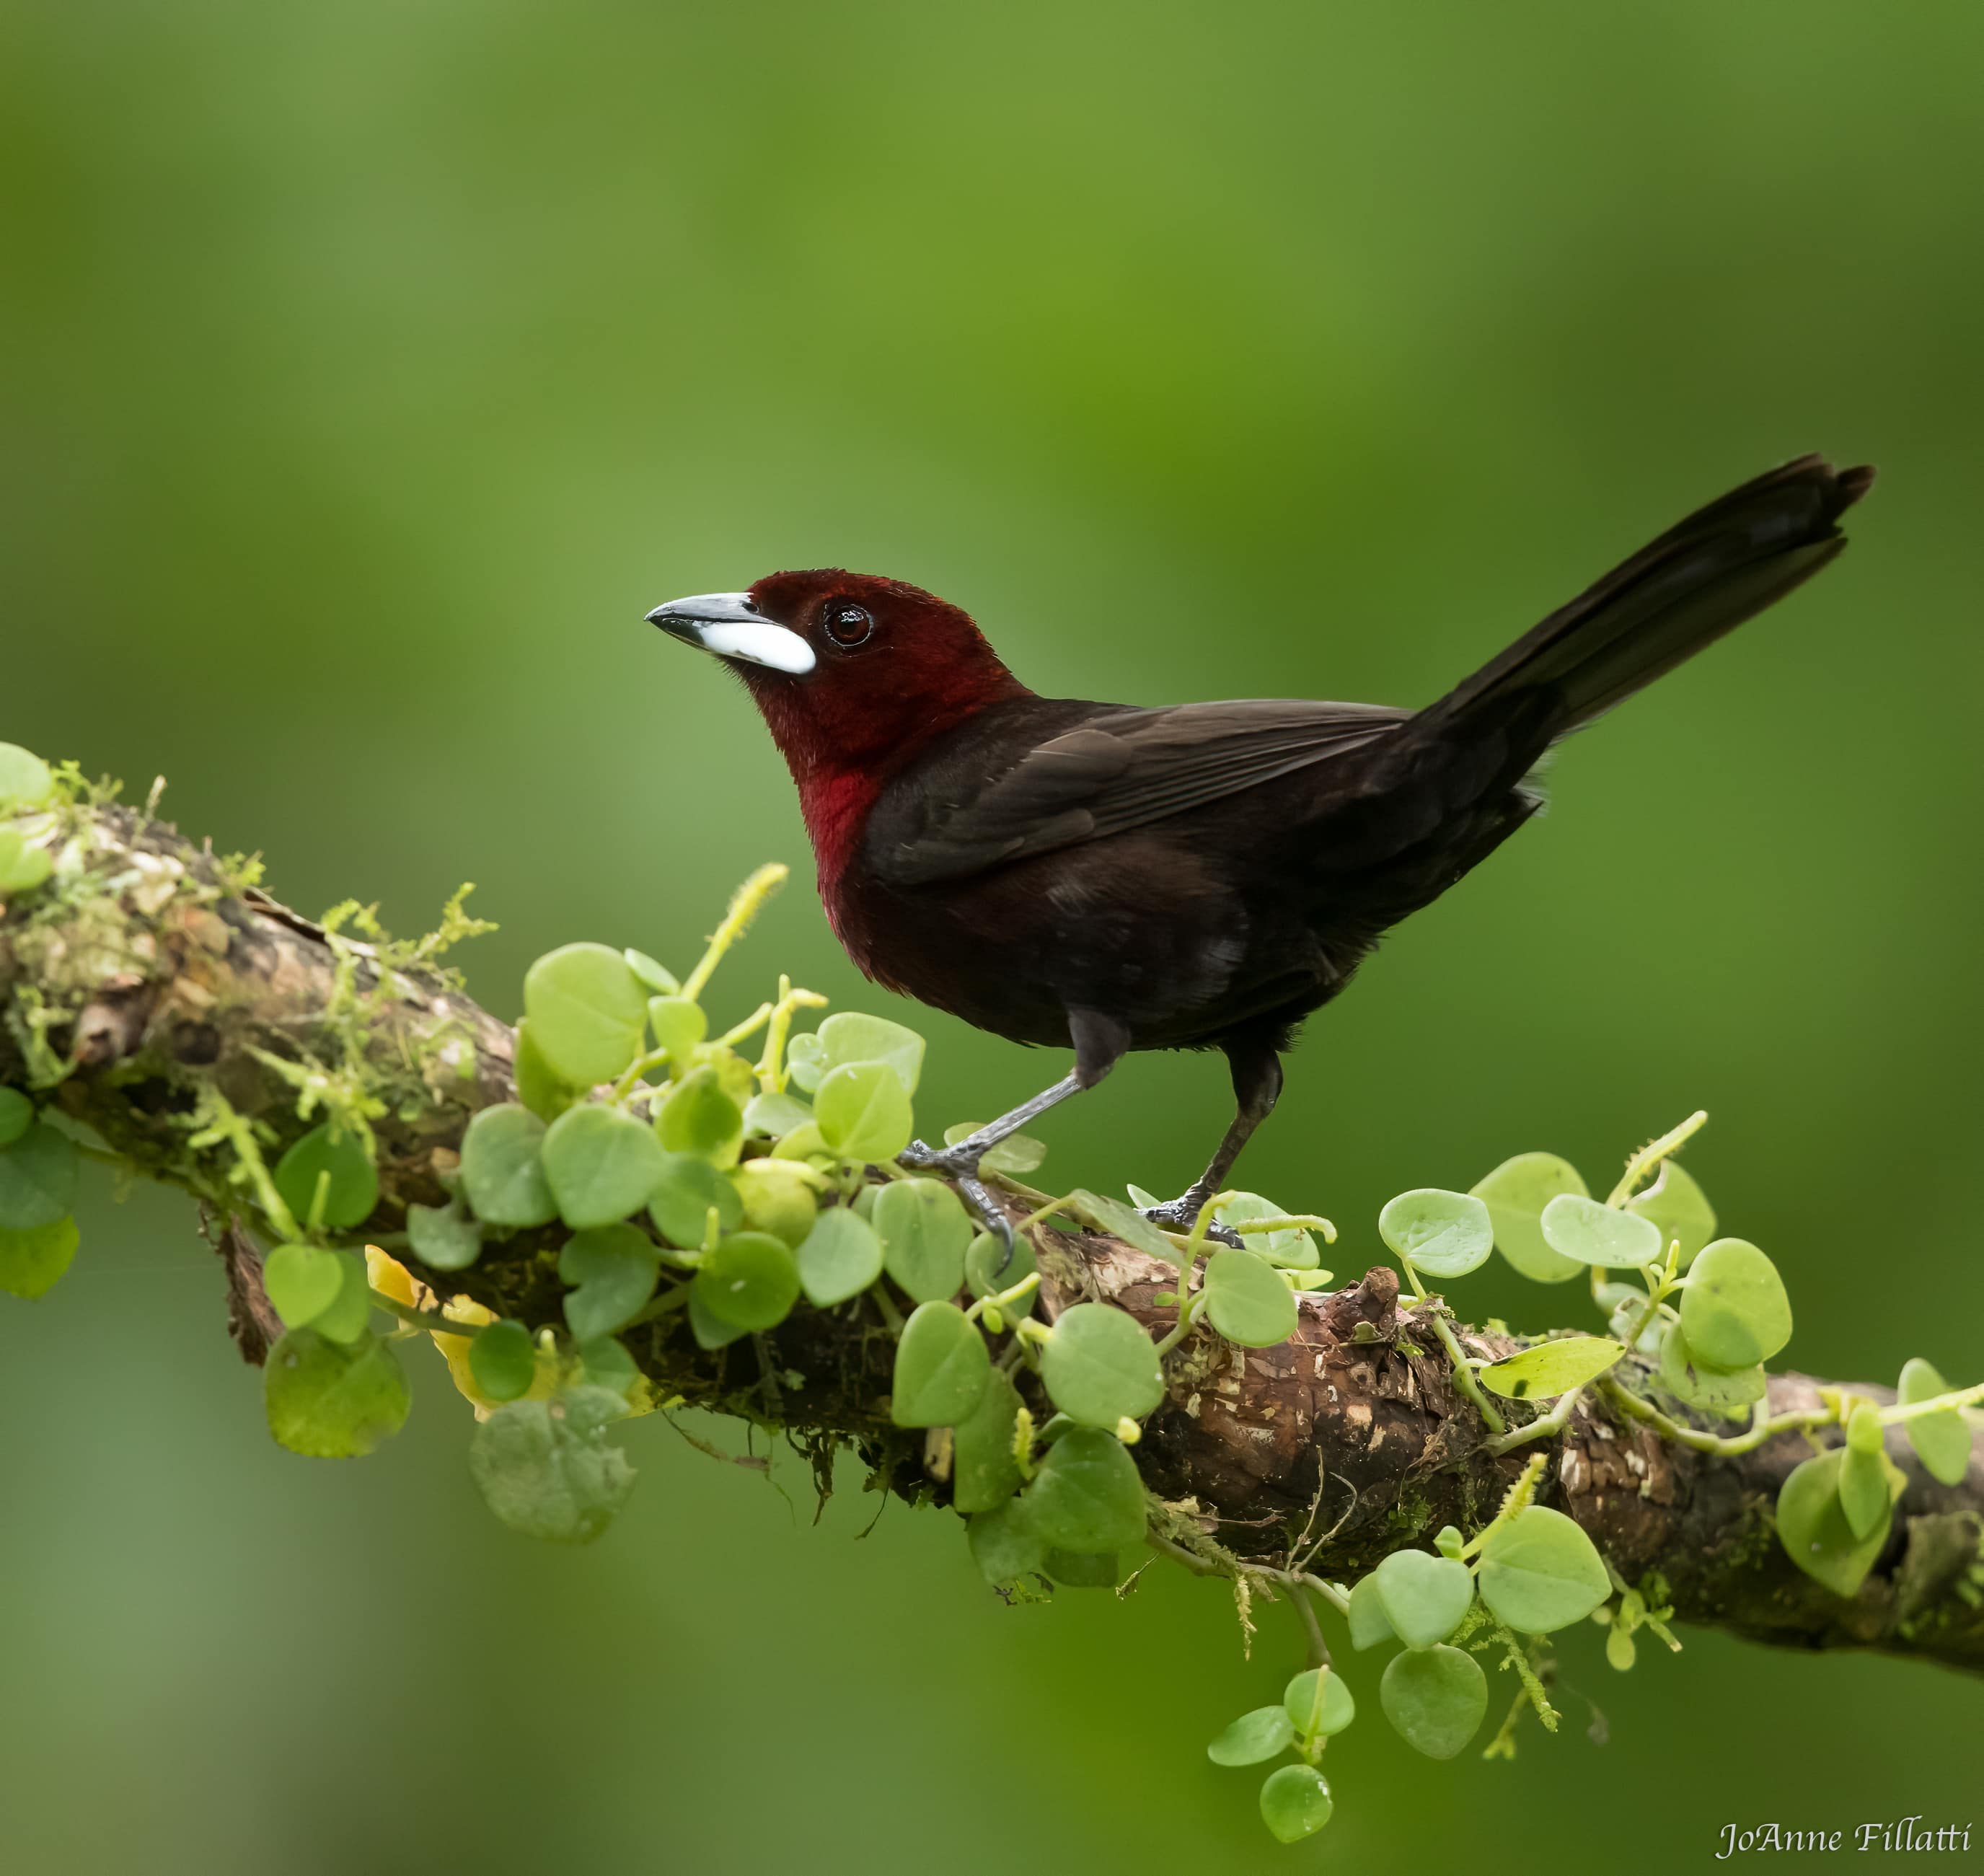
[1423,454,1874,744]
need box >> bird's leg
[899,1010,1130,1272]
[899,1071,1085,1174]
[1139,1033,1284,1244]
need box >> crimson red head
[648,570,1029,775]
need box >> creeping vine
[1,740,1980,1848]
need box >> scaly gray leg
[898,1009,1131,1277]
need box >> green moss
[1387,1489,1434,1539]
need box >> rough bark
[4,798,1979,1673]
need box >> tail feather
[1424,454,1874,742]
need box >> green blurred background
[4,2,1980,1870]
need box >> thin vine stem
[369,1287,480,1339]
[1605,1109,1709,1207]
[1483,1383,1587,1456]
[1597,1375,1833,1455]
[1429,1312,1507,1435]
[1145,1529,1353,1615]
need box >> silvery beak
[645,592,816,675]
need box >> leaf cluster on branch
[1,741,1980,1846]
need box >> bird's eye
[822,599,874,648]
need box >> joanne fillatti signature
[1716,1818,1973,1857]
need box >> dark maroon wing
[869,698,1408,887]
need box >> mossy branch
[3,794,1980,1673]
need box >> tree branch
[4,796,1979,1671]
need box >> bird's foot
[1138,1189,1243,1249]
[899,1141,1018,1279]
[897,1136,979,1179]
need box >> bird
[648,454,1873,1255]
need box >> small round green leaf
[1539,1193,1663,1269]
[512,1019,581,1122]
[1347,1572,1396,1651]
[1476,1505,1611,1633]
[817,1010,925,1094]
[0,1088,32,1148]
[273,1124,378,1233]
[1207,1705,1295,1766]
[1846,1396,1885,1454]
[1471,1152,1587,1283]
[406,1200,482,1272]
[1043,1549,1119,1588]
[645,995,707,1072]
[890,1300,991,1427]
[265,1329,410,1458]
[0,1120,79,1230]
[1897,1357,1971,1486]
[577,1336,642,1400]
[648,1150,742,1249]
[1283,1666,1355,1737]
[783,1031,825,1094]
[459,1104,558,1228]
[560,1223,662,1342]
[469,1320,537,1401]
[1776,1446,1889,1598]
[953,1368,1025,1513]
[968,1499,1044,1585]
[1657,1322,1766,1416]
[687,1285,751,1349]
[312,1250,376,1344]
[1026,1425,1145,1551]
[1380,1645,1487,1759]
[1378,1189,1493,1278]
[815,1061,914,1163]
[622,948,679,995]
[522,943,648,1087]
[542,1102,667,1230]
[873,1176,972,1303]
[1202,1248,1297,1347]
[1624,1160,1717,1267]
[731,1159,817,1248]
[966,1227,1036,1314]
[0,1215,79,1298]
[0,743,54,809]
[796,1206,884,1306]
[693,1230,800,1332]
[1838,1439,1893,1541]
[468,1387,635,1543]
[1041,1302,1165,1426]
[656,1066,744,1166]
[1479,1336,1624,1402]
[263,1242,347,1331]
[1680,1238,1792,1368]
[0,830,52,897]
[769,1121,829,1163]
[1258,1764,1333,1844]
[1370,1549,1475,1649]
[744,1088,814,1142]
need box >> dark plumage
[650,454,1874,1238]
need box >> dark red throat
[731,569,1033,902]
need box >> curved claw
[956,1168,1016,1280]
[1139,1193,1243,1249]
[899,1142,1018,1280]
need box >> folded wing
[876,699,1408,887]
